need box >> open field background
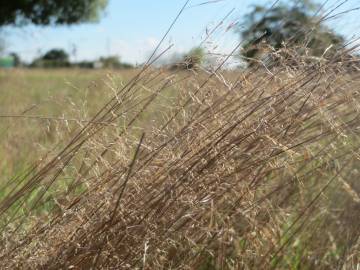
[0,68,179,186]
[0,69,130,181]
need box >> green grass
[0,68,133,179]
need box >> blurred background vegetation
[0,0,355,70]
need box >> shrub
[99,56,134,69]
[171,47,205,70]
[30,49,70,68]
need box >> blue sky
[3,0,360,64]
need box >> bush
[30,49,71,68]
[30,59,71,68]
[99,56,134,69]
[171,47,205,70]
[75,60,96,69]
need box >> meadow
[0,68,177,185]
[0,58,359,269]
[0,69,128,180]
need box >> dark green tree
[238,0,344,65]
[0,0,108,26]
[42,49,69,62]
[31,49,70,68]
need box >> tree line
[1,49,134,69]
[0,0,354,70]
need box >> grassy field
[0,69,109,171]
[0,68,178,185]
[0,64,359,269]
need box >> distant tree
[100,56,121,68]
[9,52,21,67]
[0,0,108,26]
[31,49,70,68]
[238,0,345,66]
[42,49,69,62]
[99,56,133,69]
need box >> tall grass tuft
[0,3,360,270]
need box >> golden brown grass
[0,47,359,269]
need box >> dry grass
[1,2,360,267]
[0,49,359,269]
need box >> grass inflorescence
[0,3,360,269]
